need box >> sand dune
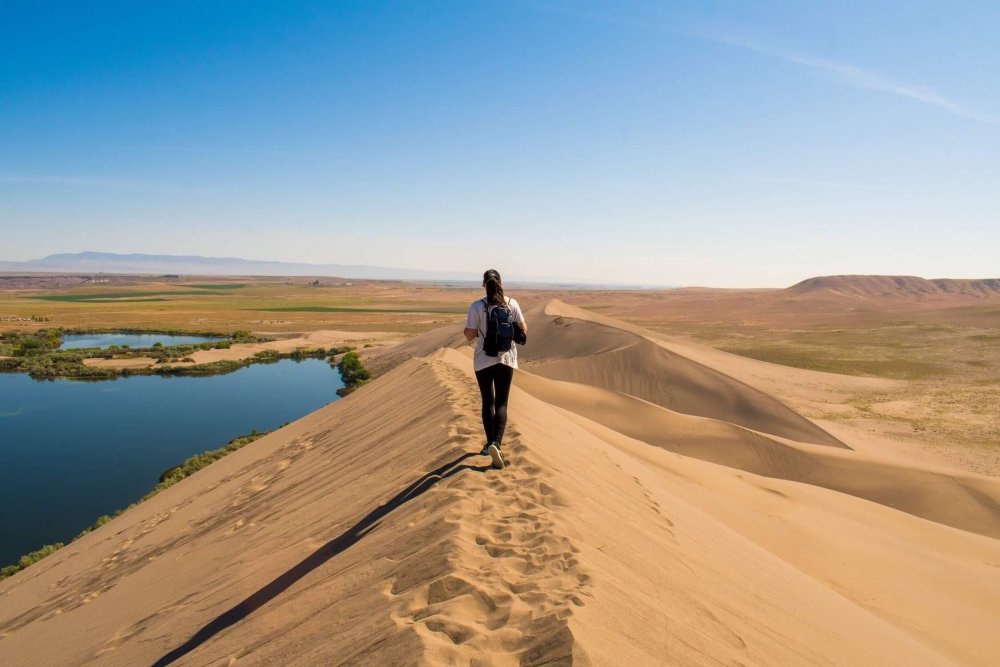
[515,370,1000,539]
[2,300,998,665]
[521,301,846,447]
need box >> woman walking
[464,269,527,469]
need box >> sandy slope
[2,301,998,665]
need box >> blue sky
[1,1,997,286]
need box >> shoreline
[1,351,373,575]
[0,328,397,381]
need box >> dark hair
[483,269,505,306]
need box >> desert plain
[0,273,998,665]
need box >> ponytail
[483,269,505,307]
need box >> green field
[182,284,248,290]
[251,306,465,314]
[27,290,211,301]
[0,279,474,336]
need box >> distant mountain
[788,275,1000,298]
[0,252,484,282]
[0,252,660,288]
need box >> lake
[0,358,343,566]
[60,333,224,349]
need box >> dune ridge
[522,301,846,448]
[515,370,1000,539]
[0,355,593,665]
[2,301,998,665]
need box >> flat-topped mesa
[788,275,1000,298]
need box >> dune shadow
[153,451,489,666]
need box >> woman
[464,269,527,469]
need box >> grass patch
[76,298,170,303]
[250,306,464,314]
[27,291,210,302]
[185,284,248,290]
[716,344,944,379]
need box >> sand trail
[423,349,962,665]
[387,352,592,665]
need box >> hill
[789,275,1000,299]
[0,252,600,286]
[0,251,472,282]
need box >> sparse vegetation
[0,328,283,380]
[325,345,354,358]
[713,343,944,380]
[337,351,371,395]
[1,280,473,338]
[184,284,247,290]
[27,290,209,301]
[251,306,464,313]
[0,429,276,580]
[0,543,64,579]
[0,328,63,357]
[148,430,270,496]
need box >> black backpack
[482,298,515,357]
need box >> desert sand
[2,300,998,665]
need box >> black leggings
[475,363,514,447]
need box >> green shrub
[337,351,371,395]
[1,430,271,580]
[0,542,64,579]
[15,337,45,356]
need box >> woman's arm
[464,300,480,341]
[513,299,527,333]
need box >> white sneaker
[487,443,506,470]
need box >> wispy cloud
[523,3,998,126]
[696,31,999,125]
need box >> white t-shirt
[466,296,526,372]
